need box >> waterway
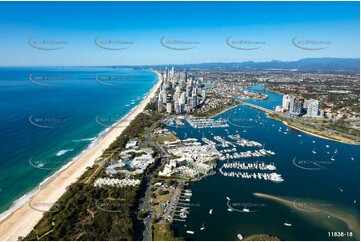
[168,85,360,241]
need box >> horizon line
[0,57,359,68]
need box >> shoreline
[0,70,162,241]
[267,114,359,145]
[256,84,359,145]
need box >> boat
[298,134,302,137]
[351,157,355,161]
[209,209,213,215]
[242,207,250,212]
[334,148,338,154]
[200,223,205,230]
[312,148,317,154]
[284,222,292,227]
[312,141,316,143]
[227,208,233,212]
[186,230,194,234]
[326,145,330,148]
[331,156,335,161]
[226,197,230,201]
[237,234,244,240]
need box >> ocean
[0,67,158,219]
[170,85,360,241]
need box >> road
[141,118,168,241]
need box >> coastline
[267,114,359,145]
[0,70,162,241]
[256,85,359,145]
[210,103,239,118]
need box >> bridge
[238,100,275,114]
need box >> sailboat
[331,156,335,161]
[312,148,317,154]
[200,223,205,230]
[334,148,338,154]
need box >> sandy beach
[0,71,162,241]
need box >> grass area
[245,234,280,241]
[152,133,179,143]
[152,223,181,241]
[268,114,359,145]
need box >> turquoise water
[170,85,360,241]
[0,67,157,217]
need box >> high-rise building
[306,99,321,117]
[158,100,163,112]
[162,90,167,104]
[166,102,172,114]
[289,97,304,115]
[174,100,179,114]
[179,103,185,113]
[192,93,199,108]
[170,66,174,79]
[157,91,163,112]
[282,95,291,110]
[201,90,206,100]
[165,67,169,82]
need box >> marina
[218,169,284,183]
[170,84,359,241]
[187,117,229,129]
[220,161,277,171]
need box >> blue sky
[0,1,359,66]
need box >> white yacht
[200,223,205,231]
[237,234,244,240]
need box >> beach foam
[56,149,74,157]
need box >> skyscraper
[306,99,321,117]
[282,95,291,110]
[166,102,172,114]
[289,97,304,115]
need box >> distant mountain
[135,58,359,72]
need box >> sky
[0,1,359,66]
